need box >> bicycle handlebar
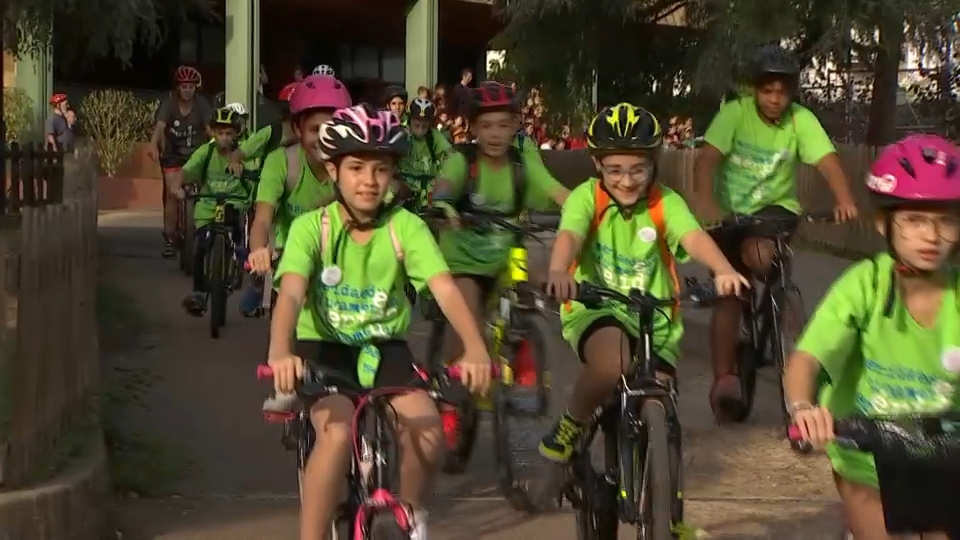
[460,210,556,237]
[256,362,500,398]
[574,277,719,312]
[707,211,836,233]
[788,412,960,453]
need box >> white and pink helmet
[318,104,409,161]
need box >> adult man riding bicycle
[693,44,859,422]
[148,65,215,258]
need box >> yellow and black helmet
[587,103,662,153]
[210,107,241,130]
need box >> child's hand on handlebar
[247,247,274,274]
[267,354,304,394]
[545,270,577,303]
[456,347,493,396]
[714,271,750,297]
[792,403,835,448]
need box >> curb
[0,433,110,540]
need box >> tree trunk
[865,16,905,146]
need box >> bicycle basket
[851,415,960,534]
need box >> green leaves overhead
[4,0,214,64]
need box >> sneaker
[538,412,583,463]
[162,240,176,259]
[262,391,298,413]
[238,283,263,317]
[182,292,207,317]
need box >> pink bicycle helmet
[867,134,960,208]
[288,75,352,116]
[318,104,409,161]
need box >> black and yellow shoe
[538,412,583,463]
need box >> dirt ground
[100,211,850,539]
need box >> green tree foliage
[489,0,691,128]
[685,0,960,143]
[4,0,213,64]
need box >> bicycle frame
[741,234,798,366]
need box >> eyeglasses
[894,213,960,243]
[598,163,653,182]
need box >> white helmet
[225,102,249,116]
[312,64,336,77]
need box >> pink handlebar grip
[446,364,501,380]
[787,425,803,441]
[257,365,274,379]
[244,261,252,271]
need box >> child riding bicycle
[245,75,351,297]
[264,104,493,540]
[694,45,859,422]
[398,97,452,209]
[539,103,749,468]
[785,134,960,539]
[431,81,569,375]
[169,107,253,315]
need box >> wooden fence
[541,143,885,256]
[0,145,99,488]
[2,143,66,215]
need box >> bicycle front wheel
[208,234,227,339]
[638,400,673,540]
[772,287,808,452]
[492,314,553,511]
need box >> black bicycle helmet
[586,103,663,153]
[409,97,436,120]
[750,45,800,85]
[210,107,242,131]
[466,81,519,120]
[383,85,408,105]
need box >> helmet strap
[884,215,936,278]
[333,186,399,232]
[597,163,659,214]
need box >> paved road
[100,211,854,539]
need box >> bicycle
[706,211,834,446]
[257,361,499,540]
[789,412,960,537]
[554,279,717,540]
[396,171,435,214]
[420,207,557,509]
[187,189,251,339]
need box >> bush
[80,89,158,177]
[3,87,35,143]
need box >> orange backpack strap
[564,181,610,312]
[647,184,680,318]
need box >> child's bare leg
[392,391,444,540]
[301,395,353,540]
[834,474,949,539]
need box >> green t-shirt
[514,133,545,166]
[796,254,960,488]
[276,204,449,343]
[703,95,835,215]
[182,142,253,226]
[435,145,564,277]
[399,127,453,176]
[239,124,277,169]
[255,144,335,248]
[559,179,700,364]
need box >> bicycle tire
[582,427,619,540]
[773,287,809,453]
[182,200,197,276]
[638,400,673,540]
[492,315,552,511]
[209,234,227,339]
[728,304,760,423]
[369,514,410,540]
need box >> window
[382,48,404,84]
[353,46,380,79]
[180,21,198,63]
[200,24,225,66]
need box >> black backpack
[452,142,526,215]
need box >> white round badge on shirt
[470,193,486,206]
[638,227,657,243]
[941,347,960,373]
[321,266,342,287]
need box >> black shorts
[294,339,420,389]
[576,316,676,378]
[709,205,799,274]
[452,273,498,302]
